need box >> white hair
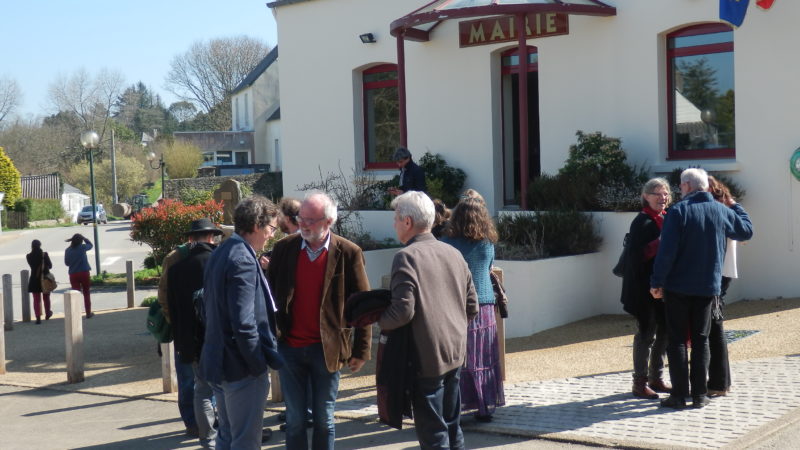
[304,190,338,225]
[391,191,435,230]
[681,168,709,192]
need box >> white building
[231,46,282,171]
[268,0,800,302]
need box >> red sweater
[286,249,328,347]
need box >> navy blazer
[199,233,283,384]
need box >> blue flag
[720,0,751,27]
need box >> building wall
[273,0,800,301]
[231,61,280,168]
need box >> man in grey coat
[379,191,478,449]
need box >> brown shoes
[649,378,672,393]
[632,377,659,399]
[707,389,728,397]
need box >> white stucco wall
[231,58,280,167]
[272,0,800,302]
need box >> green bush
[419,152,466,207]
[140,296,158,307]
[528,131,648,211]
[496,211,602,260]
[13,198,65,221]
[0,147,22,208]
[178,186,215,205]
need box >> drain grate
[725,329,758,344]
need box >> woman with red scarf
[620,178,673,399]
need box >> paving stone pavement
[334,355,800,449]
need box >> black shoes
[692,396,710,409]
[45,310,53,320]
[475,414,493,423]
[659,395,687,409]
[86,312,95,319]
[261,428,272,443]
[35,318,42,325]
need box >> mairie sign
[459,13,569,48]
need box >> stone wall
[165,172,283,201]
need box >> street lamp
[79,130,102,276]
[147,151,166,200]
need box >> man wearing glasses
[267,191,371,450]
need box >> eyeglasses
[266,223,278,233]
[294,215,326,225]
[647,192,670,198]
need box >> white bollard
[161,341,177,393]
[64,290,85,383]
[20,270,31,323]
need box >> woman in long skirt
[441,195,505,422]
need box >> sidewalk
[1,293,799,448]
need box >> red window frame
[363,64,400,169]
[667,23,735,160]
[500,46,538,75]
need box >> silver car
[77,205,107,225]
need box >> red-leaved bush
[130,198,223,264]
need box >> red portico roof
[391,0,617,41]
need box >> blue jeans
[412,367,464,450]
[211,372,269,450]
[279,342,340,450]
[192,364,217,448]
[175,352,197,430]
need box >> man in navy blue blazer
[199,195,284,449]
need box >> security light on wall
[359,33,376,44]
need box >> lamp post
[79,130,102,276]
[147,152,166,200]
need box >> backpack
[612,233,630,277]
[146,301,173,343]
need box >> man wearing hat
[159,218,222,444]
[388,146,427,196]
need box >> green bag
[146,301,173,343]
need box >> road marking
[102,256,122,266]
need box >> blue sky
[3,0,278,119]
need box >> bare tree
[165,36,270,113]
[48,68,125,142]
[0,76,22,125]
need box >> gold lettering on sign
[508,17,515,38]
[469,23,485,44]
[534,14,540,34]
[546,13,556,33]
[491,21,505,40]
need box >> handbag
[612,233,630,277]
[40,255,57,293]
[489,269,509,319]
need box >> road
[0,220,154,320]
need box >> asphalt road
[0,220,153,320]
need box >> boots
[632,376,658,399]
[649,378,672,393]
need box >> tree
[161,140,204,179]
[678,58,718,110]
[48,68,125,145]
[165,36,269,129]
[168,101,197,124]
[0,76,22,125]
[66,153,147,206]
[115,82,176,138]
[0,146,22,208]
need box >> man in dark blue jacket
[199,196,284,448]
[650,168,753,409]
[388,147,427,196]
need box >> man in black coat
[388,147,427,196]
[167,218,222,448]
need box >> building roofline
[266,0,314,9]
[232,46,279,95]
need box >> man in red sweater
[267,191,371,450]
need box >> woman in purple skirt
[441,195,505,422]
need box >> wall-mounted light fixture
[359,33,376,44]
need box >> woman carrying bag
[26,239,54,324]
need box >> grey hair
[681,168,709,192]
[234,195,278,234]
[641,177,671,207]
[391,191,435,231]
[304,190,338,225]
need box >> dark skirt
[460,304,505,416]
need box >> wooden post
[126,260,135,308]
[270,369,283,402]
[0,290,5,374]
[492,267,507,381]
[20,270,31,323]
[64,290,85,383]
[3,274,12,331]
[161,342,177,393]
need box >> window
[667,23,735,159]
[363,64,400,168]
[234,97,240,130]
[244,93,250,128]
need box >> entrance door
[501,47,540,206]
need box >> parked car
[77,205,107,225]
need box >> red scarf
[642,205,665,230]
[641,206,666,261]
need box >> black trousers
[708,277,732,391]
[664,290,713,398]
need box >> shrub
[0,146,22,208]
[496,211,602,260]
[130,198,223,264]
[140,296,158,307]
[13,198,65,221]
[418,152,466,207]
[179,186,215,205]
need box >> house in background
[172,131,265,176]
[20,173,89,222]
[231,46,281,172]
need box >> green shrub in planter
[496,211,601,260]
[13,198,65,221]
[140,296,158,307]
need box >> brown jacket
[268,233,371,373]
